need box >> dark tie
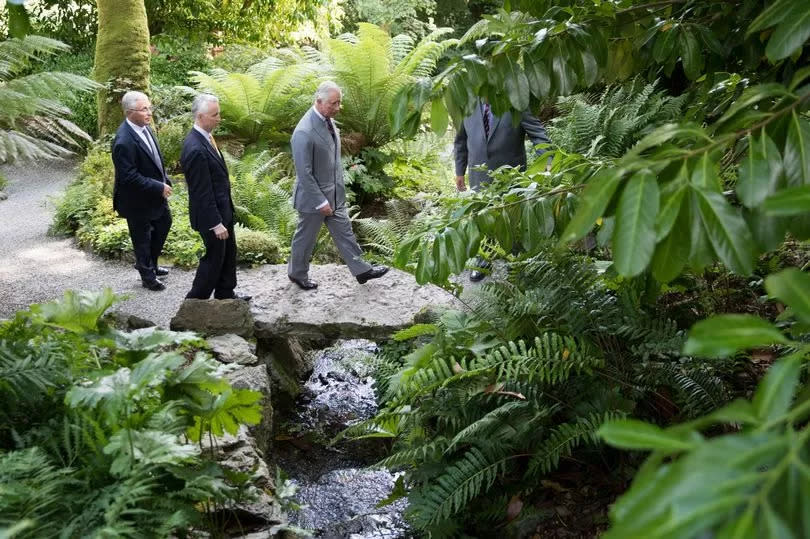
[325,117,336,143]
[483,103,491,139]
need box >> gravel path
[0,159,195,328]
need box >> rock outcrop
[170,298,254,337]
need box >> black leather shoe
[155,266,170,277]
[289,276,318,290]
[215,292,252,301]
[469,270,485,282]
[142,279,165,291]
[356,266,389,284]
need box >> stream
[271,339,411,538]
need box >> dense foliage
[0,289,263,536]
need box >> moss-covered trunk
[93,0,150,135]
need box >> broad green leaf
[430,98,449,136]
[390,86,410,134]
[613,170,659,277]
[580,50,598,86]
[748,0,798,34]
[762,185,810,216]
[696,189,755,275]
[433,234,450,283]
[680,29,704,80]
[446,227,468,275]
[709,399,761,426]
[462,220,481,258]
[629,122,708,157]
[766,6,810,62]
[495,54,530,111]
[783,112,810,187]
[551,52,576,95]
[753,355,802,422]
[414,240,432,284]
[651,202,690,283]
[691,153,722,192]
[652,26,678,63]
[524,50,551,98]
[461,54,488,90]
[560,169,623,243]
[684,314,788,357]
[765,268,810,323]
[688,191,715,268]
[535,197,555,238]
[745,208,788,251]
[737,133,782,208]
[656,165,688,240]
[717,83,789,126]
[599,419,696,451]
[493,209,514,253]
[34,288,118,333]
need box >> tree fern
[0,36,98,164]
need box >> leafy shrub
[155,113,194,172]
[236,225,282,265]
[150,34,211,87]
[51,147,114,235]
[0,289,262,536]
[212,43,271,73]
[382,130,455,198]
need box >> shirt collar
[312,107,327,122]
[193,124,211,138]
[126,118,149,134]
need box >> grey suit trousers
[288,207,372,281]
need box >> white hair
[121,90,149,112]
[315,81,341,102]
[192,93,219,118]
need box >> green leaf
[495,53,530,111]
[737,133,783,208]
[580,50,598,86]
[688,191,715,268]
[691,153,722,192]
[765,268,810,323]
[695,189,755,275]
[709,399,761,426]
[535,197,555,238]
[748,0,798,34]
[651,202,690,283]
[717,83,790,126]
[33,288,118,333]
[430,98,449,136]
[414,240,432,285]
[683,314,788,358]
[652,26,678,63]
[446,227,468,275]
[752,355,802,422]
[551,51,576,95]
[560,169,623,243]
[766,6,810,62]
[680,29,704,80]
[783,112,810,187]
[524,51,551,98]
[599,419,697,452]
[613,170,659,277]
[655,166,688,240]
[762,185,810,216]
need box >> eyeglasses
[128,106,153,113]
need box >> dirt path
[0,159,195,327]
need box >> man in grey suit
[454,101,550,280]
[287,81,388,291]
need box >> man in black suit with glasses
[111,90,173,291]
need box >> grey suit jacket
[291,107,346,213]
[454,106,550,190]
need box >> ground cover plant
[0,289,263,536]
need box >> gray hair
[315,81,341,102]
[192,93,219,118]
[121,90,149,112]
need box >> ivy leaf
[599,419,697,452]
[765,4,810,62]
[613,170,659,277]
[560,169,623,243]
[683,315,788,358]
[765,268,810,324]
[695,189,755,275]
[783,112,810,187]
[737,132,782,208]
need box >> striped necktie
[483,103,491,139]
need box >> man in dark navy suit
[180,93,249,301]
[112,90,173,291]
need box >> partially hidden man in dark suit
[180,93,250,301]
[112,90,173,291]
[454,101,551,280]
[287,80,388,291]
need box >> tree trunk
[6,0,32,38]
[93,0,151,135]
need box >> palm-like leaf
[0,36,99,164]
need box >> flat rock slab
[239,264,459,341]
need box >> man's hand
[213,223,228,240]
[162,183,173,198]
[455,175,467,192]
[319,203,334,216]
